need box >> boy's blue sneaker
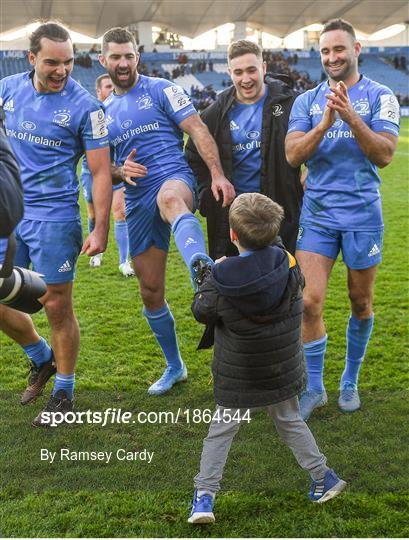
[147,364,187,396]
[299,389,328,421]
[189,254,213,291]
[309,469,347,503]
[338,382,361,413]
[188,490,215,524]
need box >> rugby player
[0,22,112,426]
[285,19,399,419]
[81,74,134,276]
[99,27,234,395]
[186,40,303,259]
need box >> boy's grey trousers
[194,396,329,494]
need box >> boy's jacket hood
[211,245,289,315]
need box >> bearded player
[285,19,399,420]
[99,27,234,395]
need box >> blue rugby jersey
[104,75,197,206]
[227,87,267,195]
[0,72,109,221]
[288,76,400,231]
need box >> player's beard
[111,67,137,90]
[324,55,355,82]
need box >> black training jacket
[185,75,303,258]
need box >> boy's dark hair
[228,39,262,62]
[30,22,71,55]
[321,19,356,41]
[102,27,137,55]
[229,193,284,250]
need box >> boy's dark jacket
[191,244,305,408]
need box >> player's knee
[158,188,184,214]
[349,291,371,317]
[303,293,323,320]
[140,282,164,310]
[43,292,73,326]
[113,208,125,221]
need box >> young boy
[188,193,346,524]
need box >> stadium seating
[294,57,323,82]
[1,51,407,99]
[71,63,106,94]
[360,55,409,95]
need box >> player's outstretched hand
[122,149,148,186]
[211,176,235,207]
[80,230,108,257]
[325,81,355,123]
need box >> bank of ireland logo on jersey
[164,85,192,112]
[21,120,36,131]
[53,109,71,127]
[121,119,132,130]
[246,130,260,140]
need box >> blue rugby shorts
[296,223,383,269]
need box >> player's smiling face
[320,29,360,84]
[99,42,139,93]
[29,38,74,93]
[228,53,266,104]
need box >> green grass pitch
[0,119,408,537]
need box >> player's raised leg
[339,264,377,412]
[296,249,335,421]
[132,246,186,396]
[157,179,213,289]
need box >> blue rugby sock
[53,373,75,400]
[22,337,52,368]
[114,220,129,265]
[304,335,327,393]
[172,213,208,268]
[87,217,95,234]
[144,304,183,371]
[341,314,374,388]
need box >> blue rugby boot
[147,363,187,396]
[309,469,347,503]
[338,382,361,413]
[188,490,215,524]
[189,254,213,291]
[299,389,328,421]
